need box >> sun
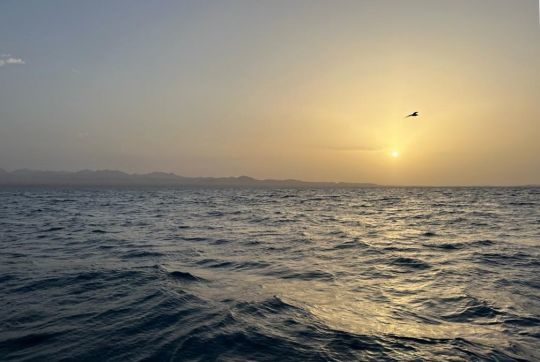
[390,150,400,158]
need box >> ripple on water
[168,270,205,282]
[389,256,432,270]
[0,187,538,361]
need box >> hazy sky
[1,0,539,185]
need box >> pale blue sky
[1,0,539,185]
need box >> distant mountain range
[0,169,378,188]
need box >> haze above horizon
[1,0,539,186]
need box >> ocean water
[0,187,539,361]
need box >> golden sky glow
[0,0,539,185]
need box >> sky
[0,0,539,186]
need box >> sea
[0,187,539,361]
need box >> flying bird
[405,111,419,118]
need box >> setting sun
[391,150,400,158]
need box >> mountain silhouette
[0,169,378,188]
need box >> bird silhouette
[405,111,419,118]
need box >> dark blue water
[1,187,539,361]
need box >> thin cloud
[0,54,25,67]
[317,143,388,152]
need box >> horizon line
[0,167,538,188]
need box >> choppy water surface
[1,187,539,361]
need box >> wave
[180,236,208,242]
[330,240,370,250]
[43,226,64,232]
[426,239,495,250]
[11,269,147,294]
[168,271,205,282]
[196,259,270,271]
[442,299,501,322]
[389,257,431,269]
[122,250,165,259]
[0,332,61,351]
[270,269,335,281]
